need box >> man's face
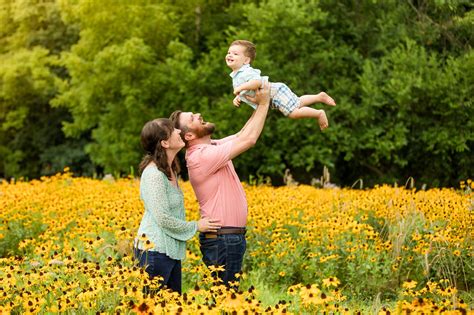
[179,112,215,139]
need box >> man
[170,83,270,286]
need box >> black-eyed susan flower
[138,233,148,242]
[142,240,154,251]
[402,279,417,290]
[322,277,340,288]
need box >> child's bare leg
[299,92,336,107]
[288,107,329,130]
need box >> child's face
[225,45,250,71]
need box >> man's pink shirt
[185,136,247,227]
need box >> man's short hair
[169,110,189,146]
[231,40,256,63]
[169,110,182,129]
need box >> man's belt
[204,227,246,239]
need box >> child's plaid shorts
[270,83,300,116]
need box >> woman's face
[167,128,185,151]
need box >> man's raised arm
[228,82,271,160]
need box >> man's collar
[187,137,212,149]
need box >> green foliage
[239,206,473,302]
[0,47,67,177]
[0,0,89,178]
[1,0,472,186]
[52,1,195,173]
[0,215,47,257]
[356,41,473,185]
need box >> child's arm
[233,95,241,107]
[234,79,262,95]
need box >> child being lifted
[226,40,336,130]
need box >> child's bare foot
[317,110,328,130]
[317,92,336,106]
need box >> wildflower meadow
[1,170,472,314]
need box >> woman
[134,118,221,294]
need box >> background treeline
[1,0,472,187]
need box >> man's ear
[184,131,195,142]
[160,139,169,149]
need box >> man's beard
[190,122,216,138]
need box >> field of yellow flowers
[1,170,473,314]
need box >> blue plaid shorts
[270,83,300,116]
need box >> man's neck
[188,135,212,147]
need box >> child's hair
[231,40,256,63]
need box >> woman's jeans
[133,248,182,294]
[199,233,246,287]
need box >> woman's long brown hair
[139,118,180,179]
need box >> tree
[1,0,471,186]
[0,0,84,178]
[53,1,195,173]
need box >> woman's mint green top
[135,164,197,260]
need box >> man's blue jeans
[199,232,246,286]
